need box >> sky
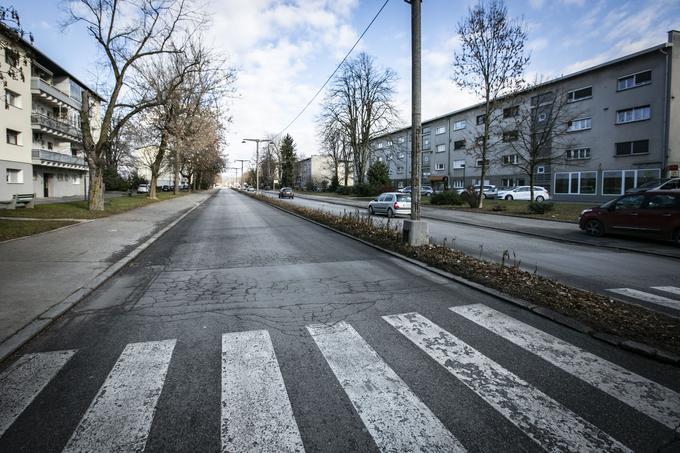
[10,0,680,169]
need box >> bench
[0,193,36,209]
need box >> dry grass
[0,219,78,241]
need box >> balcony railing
[31,113,82,141]
[32,149,87,168]
[31,78,81,110]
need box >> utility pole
[236,159,247,190]
[242,138,272,193]
[403,0,428,245]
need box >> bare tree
[0,5,33,86]
[505,84,583,201]
[321,52,399,185]
[318,119,352,189]
[452,0,529,207]
[63,0,200,210]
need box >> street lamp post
[242,138,272,193]
[235,159,248,190]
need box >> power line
[273,0,391,139]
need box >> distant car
[579,191,680,245]
[497,186,550,201]
[246,186,256,192]
[625,178,680,193]
[458,185,498,199]
[279,187,294,199]
[400,185,434,196]
[368,192,412,217]
[136,184,149,194]
[179,183,189,191]
[161,185,171,192]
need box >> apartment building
[371,30,680,202]
[296,154,353,189]
[1,29,101,201]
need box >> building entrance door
[43,173,52,197]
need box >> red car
[579,191,680,245]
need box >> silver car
[368,192,412,217]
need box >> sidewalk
[0,191,214,359]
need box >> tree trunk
[88,164,105,211]
[529,167,535,203]
[173,146,180,195]
[149,130,169,199]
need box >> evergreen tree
[367,161,391,187]
[280,134,297,187]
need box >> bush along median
[251,193,680,360]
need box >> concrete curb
[0,191,216,363]
[250,192,680,366]
[291,193,680,261]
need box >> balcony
[31,78,81,110]
[31,113,82,142]
[32,149,87,169]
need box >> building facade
[1,30,101,201]
[296,155,353,189]
[371,31,680,202]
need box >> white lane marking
[63,340,176,453]
[384,312,631,453]
[0,350,76,436]
[451,304,680,430]
[221,330,304,453]
[652,286,680,296]
[607,288,680,310]
[307,322,465,453]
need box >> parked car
[497,186,550,201]
[457,185,498,199]
[161,185,171,192]
[136,184,149,194]
[368,192,412,217]
[246,186,256,192]
[279,187,294,199]
[579,191,680,245]
[625,177,680,193]
[400,185,435,196]
[179,183,189,191]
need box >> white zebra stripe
[221,330,304,453]
[451,304,680,430]
[0,350,76,436]
[652,286,680,297]
[607,288,680,310]
[63,340,175,453]
[384,312,631,453]
[308,322,465,452]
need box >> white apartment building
[295,154,354,189]
[1,30,101,201]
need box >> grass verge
[0,192,187,220]
[254,193,680,357]
[0,219,78,241]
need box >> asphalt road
[1,189,679,452]
[267,192,680,318]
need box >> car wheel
[482,194,487,199]
[505,195,514,200]
[585,219,605,237]
[673,228,680,246]
[535,195,545,202]
[369,206,375,215]
[387,208,394,218]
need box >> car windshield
[635,179,666,189]
[396,194,411,202]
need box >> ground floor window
[6,168,23,184]
[602,168,660,195]
[554,171,597,195]
[73,174,82,185]
[501,178,526,187]
[452,179,464,188]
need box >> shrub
[528,201,554,214]
[459,189,479,208]
[352,183,378,197]
[329,175,339,192]
[336,185,353,195]
[430,191,463,205]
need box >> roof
[376,40,672,139]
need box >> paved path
[0,192,213,351]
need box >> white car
[136,184,149,194]
[497,186,550,201]
[368,192,412,217]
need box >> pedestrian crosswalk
[606,286,680,311]
[1,305,678,452]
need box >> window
[454,139,466,150]
[422,127,430,135]
[616,105,651,124]
[565,147,591,160]
[502,154,519,165]
[6,129,20,145]
[476,159,489,167]
[4,49,19,67]
[613,194,645,210]
[453,120,466,131]
[602,168,660,195]
[503,106,519,118]
[398,136,405,143]
[423,137,430,150]
[435,163,445,171]
[502,130,518,142]
[537,166,545,174]
[617,70,651,91]
[531,91,554,107]
[476,114,485,125]
[566,86,592,102]
[537,112,547,122]
[554,171,597,195]
[4,89,20,108]
[615,140,649,156]
[435,126,446,135]
[453,160,466,169]
[396,166,404,174]
[423,155,430,162]
[387,140,393,146]
[436,144,446,153]
[567,117,591,132]
[502,178,526,187]
[453,179,464,188]
[377,142,383,149]
[645,194,677,209]
[73,174,82,185]
[398,153,405,159]
[6,168,23,184]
